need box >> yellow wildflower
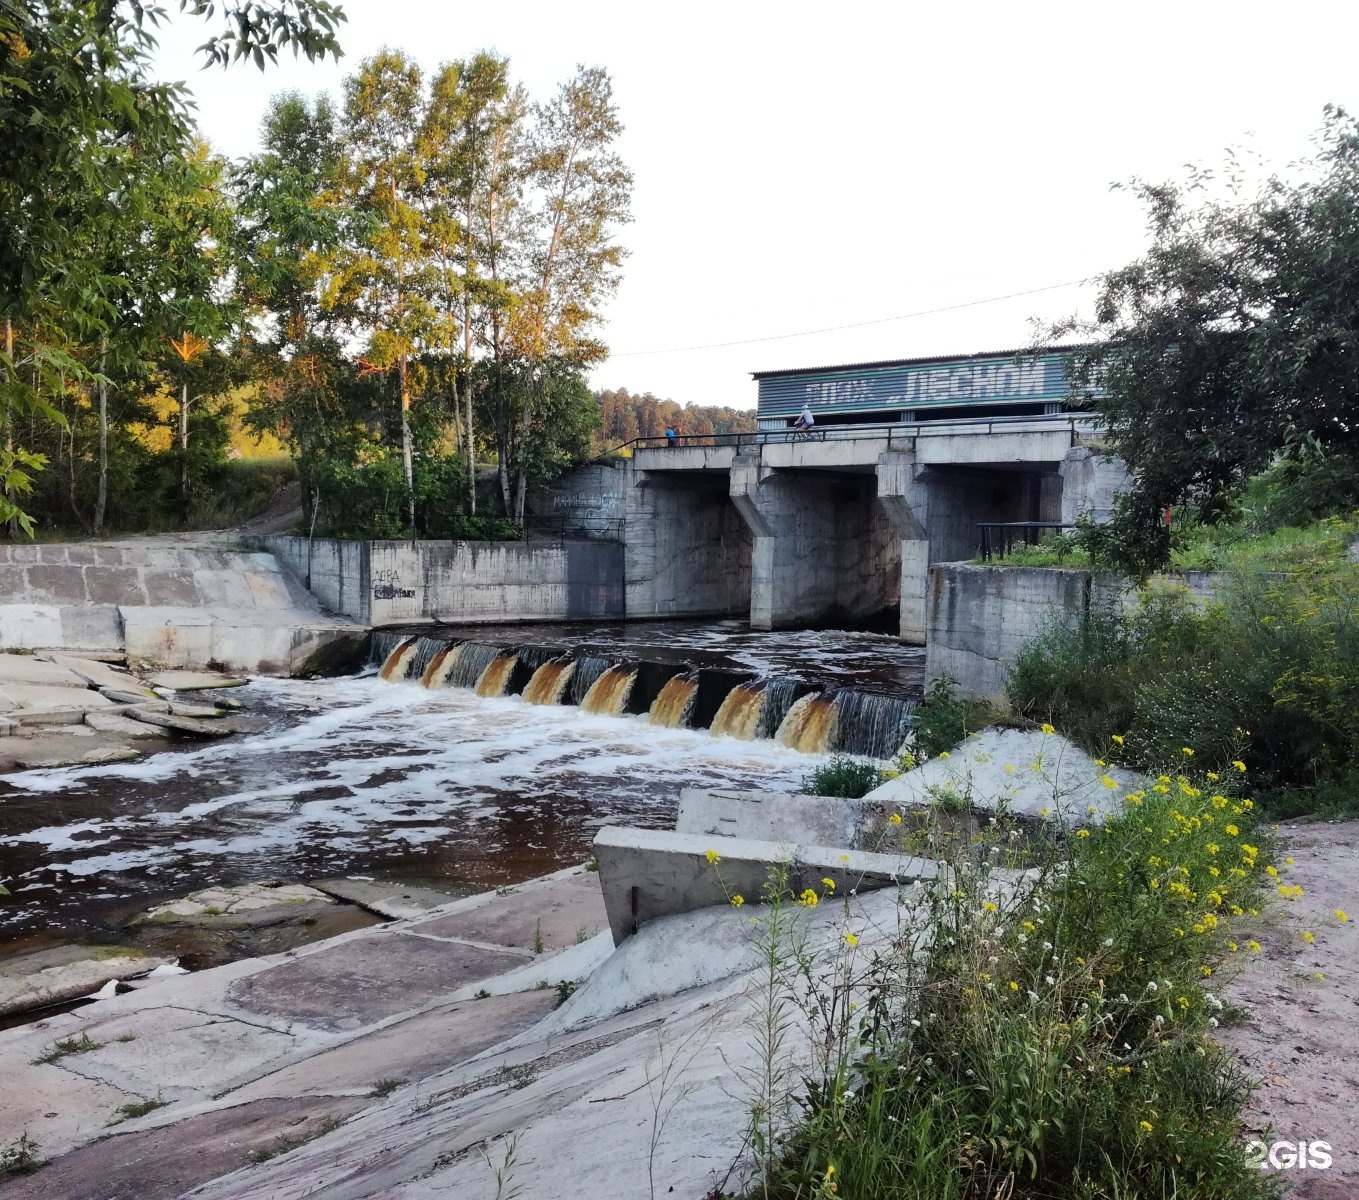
[730,894,745,908]
[1181,747,1194,757]
[1076,829,1091,839]
[1337,909,1351,923]
[822,877,836,890]
[843,931,859,948]
[705,848,721,865]
[1232,760,1246,773]
[888,812,903,826]
[982,900,998,913]
[1009,981,1019,991]
[1302,930,1316,944]
[1139,1120,1154,1134]
[798,888,820,908]
[1224,824,1239,837]
[1041,723,1055,735]
[1247,939,1261,953]
[1207,771,1219,781]
[1100,775,1118,790]
[1111,734,1125,746]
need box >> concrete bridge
[623,415,1126,641]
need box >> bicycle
[789,426,826,443]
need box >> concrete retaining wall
[0,543,363,673]
[260,536,626,627]
[926,563,1219,699]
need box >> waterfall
[648,672,698,728]
[475,651,518,697]
[776,691,838,753]
[522,659,576,705]
[709,681,767,740]
[377,636,420,682]
[580,665,638,715]
[447,642,501,690]
[569,656,614,706]
[368,631,408,669]
[407,637,448,683]
[831,690,917,760]
[420,644,458,689]
[756,677,804,740]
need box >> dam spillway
[370,630,917,761]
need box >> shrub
[805,756,882,799]
[911,675,994,760]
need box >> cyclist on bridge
[793,404,815,433]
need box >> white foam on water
[1,674,822,920]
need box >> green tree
[1,0,345,534]
[502,65,632,522]
[334,49,437,534]
[1068,106,1359,573]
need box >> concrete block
[140,569,199,606]
[58,604,124,651]
[25,564,88,603]
[676,788,898,850]
[120,606,213,668]
[592,826,937,944]
[0,603,63,647]
[0,654,88,688]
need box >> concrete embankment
[925,562,1219,699]
[259,534,626,628]
[0,540,364,674]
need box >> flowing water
[0,622,924,945]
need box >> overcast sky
[152,0,1359,409]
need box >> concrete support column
[876,449,930,643]
[729,453,777,629]
[1060,447,1131,525]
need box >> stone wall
[926,563,1219,699]
[261,536,626,627]
[0,543,362,673]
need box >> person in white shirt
[793,404,815,432]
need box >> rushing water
[0,624,925,944]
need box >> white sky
[152,0,1359,410]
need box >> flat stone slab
[1,684,115,723]
[411,879,608,953]
[0,1094,368,1200]
[0,947,167,1019]
[100,685,161,704]
[41,653,140,691]
[125,707,233,738]
[226,932,528,1031]
[231,989,558,1101]
[166,701,225,719]
[148,670,247,691]
[84,711,165,738]
[58,1005,300,1099]
[11,738,141,769]
[133,883,336,927]
[0,654,88,688]
[310,877,470,921]
[592,826,938,944]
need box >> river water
[0,624,924,944]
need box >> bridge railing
[601,413,1098,458]
[978,521,1078,561]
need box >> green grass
[33,1032,103,1065]
[109,1096,167,1124]
[804,755,882,799]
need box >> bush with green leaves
[805,756,882,799]
[1007,550,1359,815]
[911,675,993,761]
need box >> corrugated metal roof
[750,341,1098,380]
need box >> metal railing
[599,413,1097,459]
[978,521,1076,562]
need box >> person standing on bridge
[793,404,815,432]
[665,425,678,447]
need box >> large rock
[0,945,169,1019]
[867,727,1142,825]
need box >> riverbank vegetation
[736,746,1283,1199]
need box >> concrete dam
[371,630,919,761]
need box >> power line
[607,277,1095,358]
